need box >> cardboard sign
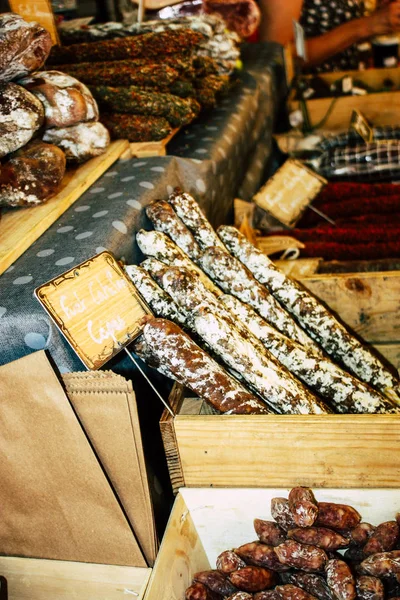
[253,159,327,229]
[9,0,60,45]
[350,109,374,143]
[35,252,151,370]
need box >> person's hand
[367,0,400,36]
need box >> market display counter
[0,60,283,372]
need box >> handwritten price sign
[36,252,151,369]
[254,159,327,229]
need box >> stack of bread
[48,18,235,142]
[125,190,400,416]
[0,13,110,209]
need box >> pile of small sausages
[185,487,400,600]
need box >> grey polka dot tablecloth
[0,155,237,372]
[0,46,285,372]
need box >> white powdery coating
[219,226,399,394]
[125,265,186,325]
[168,191,226,250]
[326,560,355,600]
[146,200,201,262]
[141,257,169,279]
[43,122,109,161]
[221,294,394,414]
[142,321,267,413]
[193,309,328,415]
[137,229,221,296]
[277,541,326,572]
[200,247,319,352]
[0,186,42,206]
[0,84,43,157]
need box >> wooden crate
[288,67,400,130]
[0,557,151,600]
[0,140,129,276]
[144,488,400,600]
[160,267,400,493]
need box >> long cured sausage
[136,229,222,296]
[221,294,398,414]
[141,318,270,414]
[168,189,226,251]
[218,225,400,402]
[161,268,330,414]
[146,199,201,262]
[199,245,321,354]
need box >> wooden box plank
[301,271,400,344]
[289,90,400,130]
[173,413,400,489]
[144,493,209,600]
[0,556,151,600]
[0,140,129,276]
[146,488,400,600]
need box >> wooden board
[0,556,151,600]
[9,0,60,45]
[130,128,180,158]
[165,393,400,490]
[147,488,400,600]
[288,90,400,130]
[144,493,209,600]
[319,66,400,90]
[301,270,400,344]
[0,140,129,277]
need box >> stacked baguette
[125,189,400,415]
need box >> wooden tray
[0,556,151,600]
[0,139,129,277]
[130,128,180,158]
[145,488,400,600]
[288,67,400,130]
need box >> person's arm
[305,17,372,66]
[259,0,400,67]
[306,3,400,66]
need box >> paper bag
[63,371,157,565]
[0,351,146,567]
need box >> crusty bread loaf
[43,121,110,163]
[19,70,99,128]
[0,139,66,207]
[0,13,52,83]
[0,82,44,158]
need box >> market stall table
[0,155,226,372]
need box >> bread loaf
[0,139,66,207]
[20,71,99,128]
[43,122,110,163]
[0,13,52,83]
[0,82,44,158]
